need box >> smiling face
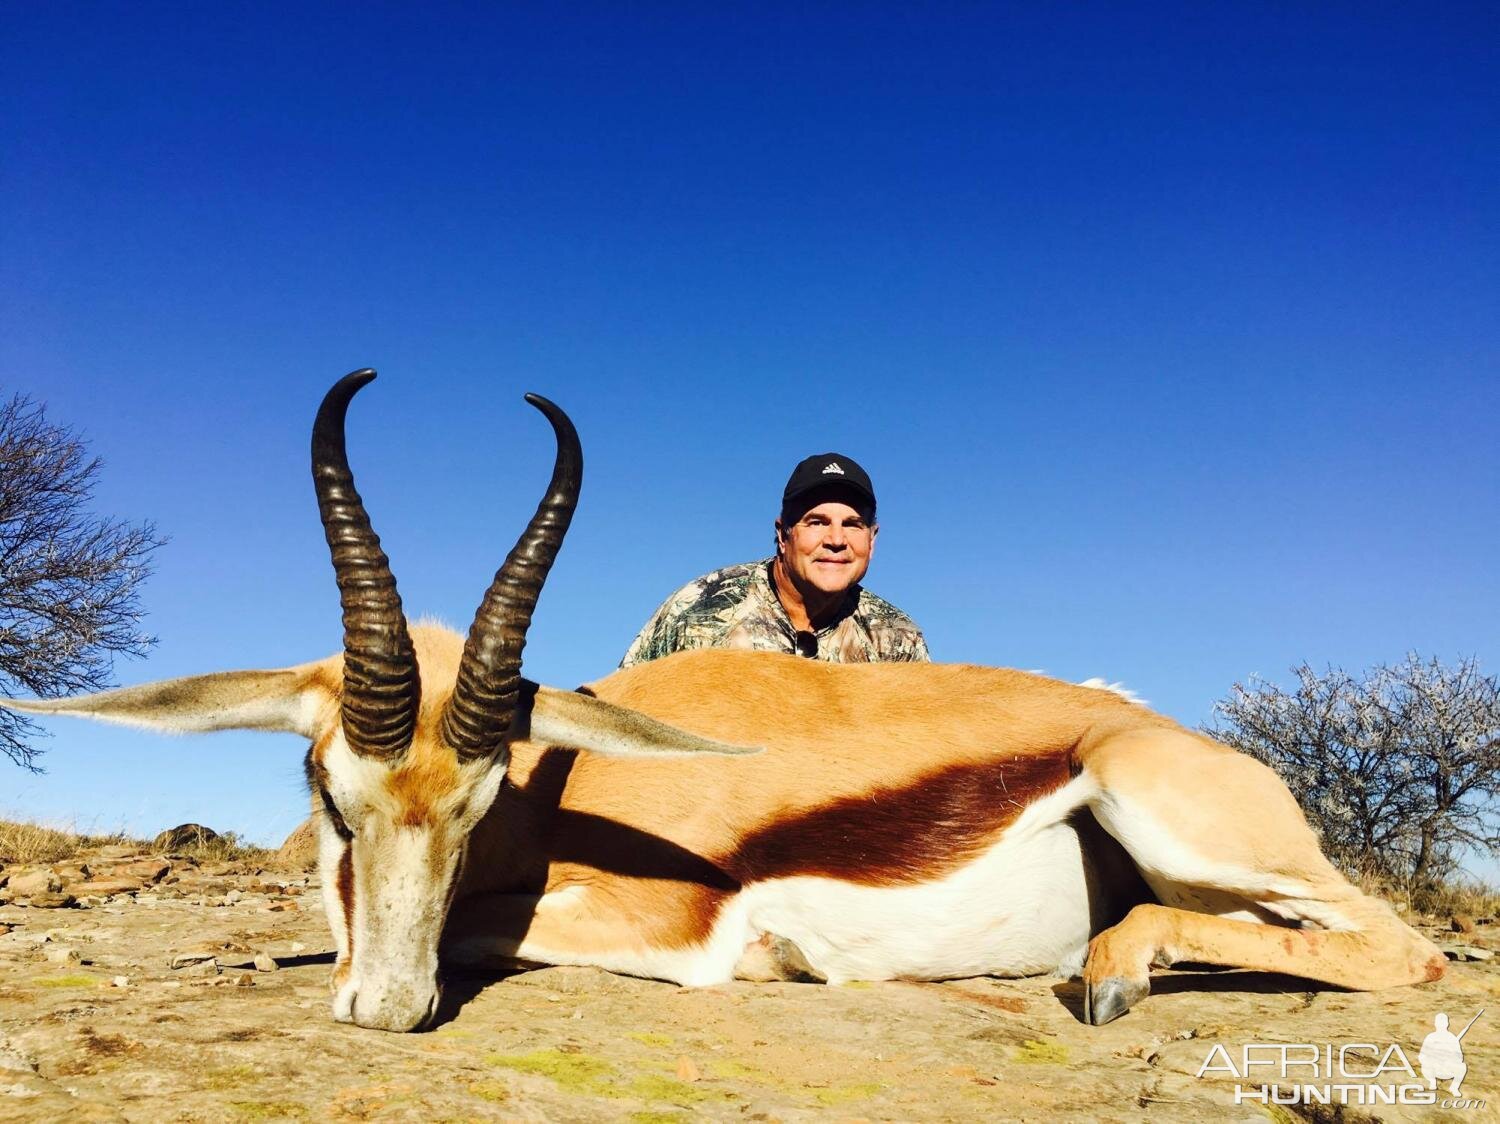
[776,499,877,601]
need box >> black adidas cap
[781,453,876,516]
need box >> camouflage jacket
[619,559,930,667]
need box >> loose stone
[1441,945,1494,961]
[6,871,60,898]
[26,892,78,909]
[72,880,145,898]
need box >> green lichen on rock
[485,1048,735,1108]
[32,974,100,988]
[707,1058,761,1080]
[627,1073,730,1106]
[626,1031,675,1049]
[228,1101,308,1120]
[811,1081,883,1106]
[204,1064,259,1090]
[466,1081,509,1103]
[1014,1038,1069,1065]
[486,1049,618,1097]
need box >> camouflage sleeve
[905,630,932,663]
[859,590,931,663]
[876,623,929,662]
[618,600,679,668]
[618,580,702,668]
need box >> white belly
[735,815,1094,983]
[630,777,1102,987]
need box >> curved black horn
[441,394,581,761]
[312,370,419,761]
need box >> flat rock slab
[0,853,1495,1122]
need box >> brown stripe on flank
[726,752,1074,886]
[531,750,1076,953]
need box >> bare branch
[1206,655,1500,894]
[0,394,165,770]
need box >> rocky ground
[0,843,1495,1123]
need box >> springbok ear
[0,664,337,740]
[524,683,762,758]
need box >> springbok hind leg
[1078,727,1446,1025]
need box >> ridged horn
[312,370,419,761]
[441,394,581,761]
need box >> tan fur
[463,645,1442,1004]
[546,648,1161,857]
[7,620,1445,1025]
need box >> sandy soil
[0,846,1495,1123]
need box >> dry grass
[1412,878,1500,921]
[151,828,273,865]
[0,819,142,865]
[1348,865,1499,920]
[0,817,273,867]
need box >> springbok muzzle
[334,967,441,1032]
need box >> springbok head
[3,371,754,1030]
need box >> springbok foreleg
[1079,728,1446,1025]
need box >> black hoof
[1084,976,1150,1025]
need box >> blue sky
[2,6,1495,870]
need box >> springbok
[3,371,1445,1032]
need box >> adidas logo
[821,462,845,475]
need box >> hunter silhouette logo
[1421,1009,1483,1096]
[821,461,845,474]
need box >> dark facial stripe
[337,845,355,959]
[304,746,352,841]
[319,787,352,840]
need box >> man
[620,453,928,666]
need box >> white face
[309,734,506,1032]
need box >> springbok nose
[340,979,441,1032]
